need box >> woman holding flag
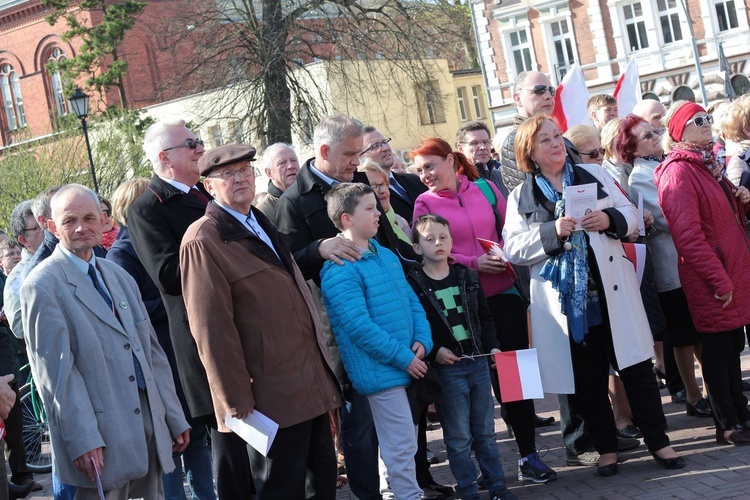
[503,115,683,476]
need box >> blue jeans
[162,424,216,500]
[434,360,507,499]
[341,389,380,500]
[52,462,76,500]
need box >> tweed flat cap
[198,144,256,175]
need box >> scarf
[676,140,721,179]
[536,162,590,343]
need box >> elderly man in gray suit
[21,184,190,499]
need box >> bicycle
[18,363,52,473]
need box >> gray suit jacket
[20,247,188,490]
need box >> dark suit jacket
[127,175,214,418]
[389,172,427,221]
[275,159,419,283]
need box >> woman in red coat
[654,100,750,446]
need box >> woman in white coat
[502,116,684,476]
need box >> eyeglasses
[685,115,713,128]
[460,139,492,148]
[163,138,204,152]
[360,138,392,156]
[22,225,41,234]
[581,148,604,160]
[206,165,259,180]
[637,131,659,142]
[522,85,556,97]
[371,182,389,192]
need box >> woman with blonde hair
[722,94,750,188]
[358,159,411,243]
[564,125,603,166]
[600,118,625,184]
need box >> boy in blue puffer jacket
[320,183,433,500]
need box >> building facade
[471,0,750,129]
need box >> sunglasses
[163,138,205,152]
[685,115,713,128]
[523,85,556,97]
[581,148,604,160]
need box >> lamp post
[68,87,99,193]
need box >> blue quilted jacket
[320,239,433,395]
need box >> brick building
[470,0,750,129]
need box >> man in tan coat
[180,144,341,498]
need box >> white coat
[502,163,654,394]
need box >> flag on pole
[614,57,641,116]
[718,42,736,100]
[494,348,544,402]
[550,64,592,133]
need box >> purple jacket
[413,175,515,297]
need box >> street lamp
[68,87,99,193]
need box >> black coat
[388,172,427,221]
[275,159,419,283]
[127,175,214,418]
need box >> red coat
[654,148,750,333]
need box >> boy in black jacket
[407,214,516,500]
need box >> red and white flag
[622,242,647,286]
[614,57,641,116]
[550,64,592,133]
[495,348,544,402]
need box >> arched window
[0,64,26,130]
[48,48,69,116]
[671,85,695,103]
[731,74,750,96]
[642,92,660,101]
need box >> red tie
[188,187,210,204]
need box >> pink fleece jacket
[413,175,514,297]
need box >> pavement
[18,351,750,499]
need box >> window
[0,64,26,130]
[415,80,446,126]
[642,92,660,101]
[671,85,695,102]
[714,1,738,31]
[623,3,649,51]
[48,48,69,116]
[508,29,533,74]
[731,74,750,96]
[656,0,683,43]
[209,125,223,147]
[471,86,485,119]
[297,104,314,144]
[229,120,245,143]
[550,20,575,80]
[456,87,468,121]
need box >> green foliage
[0,109,154,229]
[42,0,146,107]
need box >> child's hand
[411,341,426,359]
[407,356,428,379]
[436,347,460,365]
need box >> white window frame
[48,48,69,117]
[456,87,468,121]
[0,64,26,130]
[655,0,684,44]
[712,0,739,32]
[507,28,534,76]
[471,86,485,119]
[622,2,650,52]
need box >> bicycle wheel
[19,383,52,473]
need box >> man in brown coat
[180,144,342,498]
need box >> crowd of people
[0,69,748,500]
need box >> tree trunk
[261,0,292,146]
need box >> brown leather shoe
[721,425,750,445]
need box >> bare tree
[148,0,476,147]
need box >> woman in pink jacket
[654,100,750,446]
[411,137,557,487]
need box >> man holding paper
[180,144,342,498]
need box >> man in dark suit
[128,119,249,499]
[361,126,426,222]
[456,121,509,199]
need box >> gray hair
[31,187,60,221]
[313,114,364,154]
[50,184,102,220]
[143,118,187,172]
[9,200,34,241]
[262,143,296,171]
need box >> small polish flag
[494,348,544,402]
[550,64,592,133]
[614,57,641,117]
[622,242,647,285]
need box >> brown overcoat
[180,202,341,431]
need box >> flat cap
[198,143,256,176]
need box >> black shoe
[650,451,685,469]
[426,448,440,464]
[617,436,640,452]
[8,482,33,500]
[18,480,42,492]
[422,483,454,497]
[670,389,687,404]
[420,487,444,500]
[597,462,618,477]
[534,415,555,427]
[686,398,712,418]
[616,424,642,439]
[654,366,667,389]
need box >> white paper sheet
[225,410,279,457]
[637,193,646,237]
[564,183,598,230]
